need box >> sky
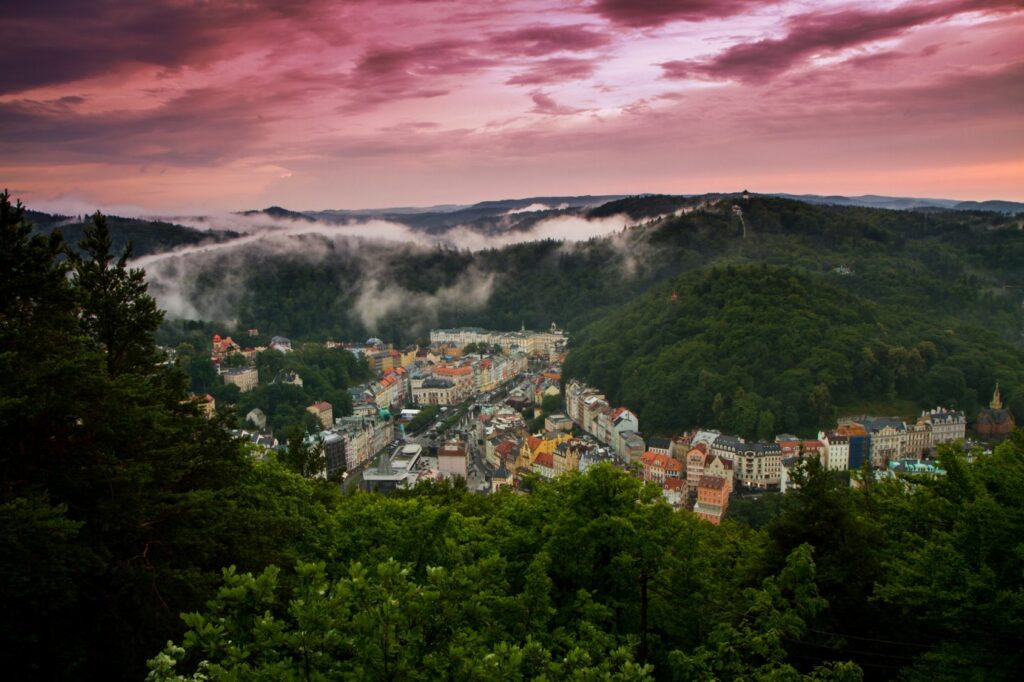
[2,0,1022,214]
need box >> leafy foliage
[565,264,1024,437]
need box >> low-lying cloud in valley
[132,209,639,332]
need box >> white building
[918,408,966,445]
[817,431,850,471]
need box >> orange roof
[496,440,518,456]
[311,401,332,411]
[664,478,685,491]
[533,452,554,468]
[542,372,561,381]
[641,451,683,472]
[527,436,543,452]
[838,424,867,436]
[436,366,472,376]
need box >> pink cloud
[661,0,1023,82]
[529,91,586,115]
[491,24,612,55]
[507,58,599,85]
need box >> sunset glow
[3,0,1022,212]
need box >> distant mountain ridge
[22,190,1023,265]
[240,195,628,234]
[772,193,1024,213]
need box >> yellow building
[516,433,573,474]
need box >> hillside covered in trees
[563,265,1024,438]
[3,192,1024,680]
[27,210,240,258]
[145,196,1024,343]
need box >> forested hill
[27,210,239,257]
[153,195,1024,348]
[563,265,1024,438]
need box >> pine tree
[70,212,164,376]
[0,195,252,680]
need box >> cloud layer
[135,209,640,329]
[3,0,1023,211]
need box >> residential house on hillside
[710,434,743,469]
[553,439,585,476]
[307,401,333,430]
[903,421,932,459]
[618,431,645,464]
[685,444,709,496]
[694,475,731,524]
[818,431,850,471]
[532,451,555,479]
[853,417,907,467]
[640,450,683,484]
[647,437,672,455]
[491,463,513,492]
[836,423,869,469]
[545,414,573,433]
[734,442,783,489]
[223,366,258,392]
[662,478,686,508]
[919,407,966,444]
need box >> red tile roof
[311,401,332,411]
[496,440,518,457]
[641,451,683,472]
[533,452,554,468]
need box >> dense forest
[3,192,1024,680]
[563,264,1024,438]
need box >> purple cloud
[592,0,779,27]
[661,0,1023,83]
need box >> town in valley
[191,323,1016,525]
